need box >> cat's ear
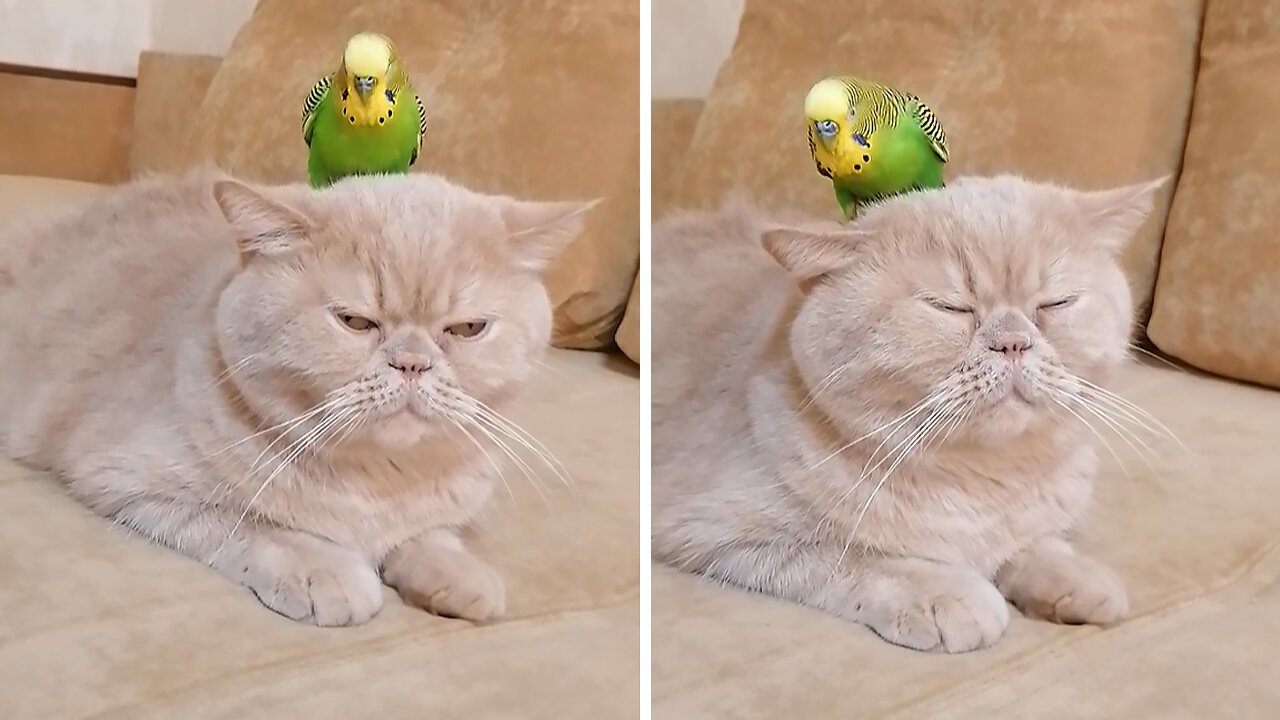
[213,180,311,263]
[762,226,868,280]
[1074,176,1169,251]
[499,198,599,271]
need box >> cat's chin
[367,411,441,448]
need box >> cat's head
[764,175,1163,444]
[212,174,590,449]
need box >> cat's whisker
[806,389,961,543]
[214,407,356,557]
[1046,392,1132,483]
[1071,396,1159,475]
[210,354,257,389]
[453,407,551,505]
[443,413,515,501]
[1127,343,1189,375]
[798,360,852,412]
[451,392,573,488]
[1074,377,1186,453]
[209,396,345,460]
[829,399,962,577]
[808,388,950,472]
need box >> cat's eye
[1038,296,1078,311]
[445,320,489,339]
[924,297,973,314]
[335,311,378,332]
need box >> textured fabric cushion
[653,99,704,219]
[616,275,640,363]
[184,0,639,351]
[655,360,1280,719]
[674,0,1202,315]
[1147,0,1280,388]
[130,51,222,177]
[0,176,639,719]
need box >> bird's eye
[1038,295,1078,311]
[816,120,838,135]
[335,311,378,332]
[925,297,974,314]
[445,320,489,339]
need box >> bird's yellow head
[342,32,395,104]
[805,77,850,149]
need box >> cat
[0,169,590,627]
[652,175,1164,652]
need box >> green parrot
[804,76,949,220]
[302,32,427,188]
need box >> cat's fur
[653,175,1162,652]
[0,170,589,626]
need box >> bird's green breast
[309,92,419,178]
[831,115,945,200]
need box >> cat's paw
[859,564,1009,653]
[239,534,384,627]
[385,546,505,622]
[998,549,1128,625]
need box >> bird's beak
[354,76,376,102]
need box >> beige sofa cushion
[1147,0,1280,388]
[655,359,1280,718]
[674,0,1202,315]
[0,176,639,719]
[653,99,704,219]
[130,51,222,177]
[184,0,639,352]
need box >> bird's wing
[302,74,333,146]
[409,93,427,167]
[911,99,949,163]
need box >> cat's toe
[932,587,1009,652]
[390,549,506,622]
[1002,551,1128,626]
[862,569,1009,653]
[243,539,384,627]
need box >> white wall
[0,0,256,77]
[652,0,744,100]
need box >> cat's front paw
[998,548,1128,625]
[384,545,505,622]
[859,562,1009,653]
[238,533,384,627]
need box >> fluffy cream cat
[653,175,1163,652]
[0,170,589,626]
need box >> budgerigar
[804,76,949,221]
[302,32,427,188]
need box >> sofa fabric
[1147,0,1280,388]
[130,51,223,177]
[183,0,640,352]
[0,176,640,720]
[673,0,1203,315]
[653,99,705,219]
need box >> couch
[0,2,639,718]
[652,1,1280,718]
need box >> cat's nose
[989,332,1033,360]
[387,353,432,377]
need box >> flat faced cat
[0,170,589,626]
[653,175,1162,652]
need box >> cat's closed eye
[1037,295,1078,311]
[923,296,974,315]
[445,320,489,339]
